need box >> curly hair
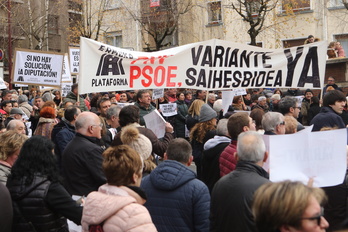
[9,136,59,185]
[0,130,27,161]
[189,118,216,143]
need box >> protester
[252,181,329,232]
[210,131,269,232]
[141,138,210,232]
[284,115,298,134]
[33,106,58,139]
[186,99,204,131]
[311,90,346,131]
[134,90,156,126]
[63,83,89,112]
[190,104,217,179]
[202,119,230,193]
[18,94,32,118]
[0,131,27,184]
[6,136,83,231]
[279,96,305,131]
[174,91,188,138]
[262,112,286,135]
[219,112,256,177]
[81,145,157,232]
[112,105,174,158]
[0,183,12,232]
[62,112,106,196]
[307,96,321,125]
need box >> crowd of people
[0,78,348,232]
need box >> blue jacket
[141,160,210,232]
[310,106,345,131]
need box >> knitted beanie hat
[199,104,217,122]
[120,125,152,160]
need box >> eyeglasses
[279,121,285,126]
[301,207,324,226]
[327,79,334,82]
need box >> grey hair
[237,131,265,162]
[208,93,216,100]
[6,120,23,130]
[166,138,192,163]
[258,96,266,102]
[279,96,297,115]
[106,106,122,120]
[18,94,28,104]
[216,118,229,136]
[262,112,284,132]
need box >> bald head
[75,112,102,138]
[6,120,26,135]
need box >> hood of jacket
[38,117,56,123]
[82,184,140,225]
[203,135,231,150]
[149,160,196,191]
[7,175,48,201]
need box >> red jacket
[219,140,238,177]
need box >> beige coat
[81,184,157,232]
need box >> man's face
[208,96,216,105]
[15,121,26,135]
[110,116,120,129]
[99,100,111,117]
[259,99,267,106]
[3,103,12,114]
[330,100,346,114]
[139,92,151,107]
[13,114,22,120]
[248,117,256,131]
[91,117,102,139]
[35,98,44,108]
[3,93,12,101]
[167,89,177,96]
[287,196,328,232]
[293,104,301,118]
[327,78,335,85]
[199,91,207,99]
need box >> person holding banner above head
[135,90,156,126]
[63,83,89,112]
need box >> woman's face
[110,96,117,103]
[305,92,313,100]
[119,93,128,102]
[178,93,185,101]
[185,94,192,100]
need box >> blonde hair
[188,99,204,117]
[0,130,27,161]
[284,116,297,134]
[252,181,326,232]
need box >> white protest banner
[222,91,234,115]
[14,84,28,87]
[152,88,164,100]
[0,77,7,89]
[268,128,347,187]
[143,109,166,138]
[61,82,73,97]
[12,48,64,87]
[79,37,327,94]
[40,85,54,91]
[160,103,177,117]
[69,47,80,74]
[62,54,72,82]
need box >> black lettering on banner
[228,49,239,67]
[185,68,197,86]
[214,46,225,67]
[191,46,203,66]
[196,69,207,87]
[223,71,232,88]
[201,46,212,67]
[297,47,320,88]
[240,50,252,68]
[284,47,304,87]
[96,54,125,76]
[232,71,242,88]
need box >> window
[279,0,310,13]
[334,34,348,57]
[106,32,123,48]
[246,0,261,17]
[328,0,344,8]
[48,15,59,34]
[208,1,222,24]
[106,0,121,10]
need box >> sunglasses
[301,207,324,226]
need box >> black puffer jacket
[7,175,82,232]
